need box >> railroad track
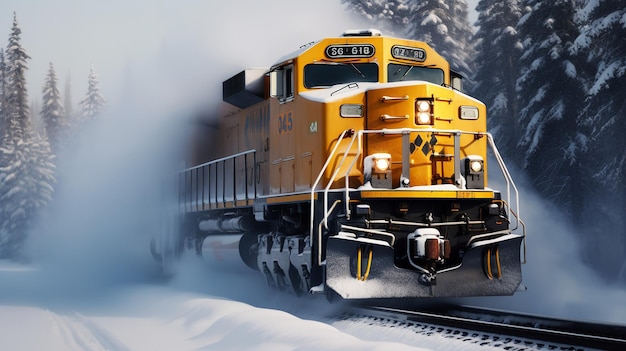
[343,303,626,350]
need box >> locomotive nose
[363,86,439,188]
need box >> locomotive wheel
[288,264,304,296]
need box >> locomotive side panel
[241,101,271,197]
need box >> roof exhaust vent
[342,29,382,37]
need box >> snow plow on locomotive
[151,30,526,299]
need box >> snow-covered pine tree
[516,0,588,223]
[0,13,56,260]
[78,65,105,122]
[471,0,522,161]
[342,0,411,35]
[407,0,476,83]
[571,0,626,278]
[0,48,6,141]
[0,48,6,252]
[40,62,66,153]
[0,137,56,260]
[4,13,31,144]
[342,1,475,82]
[63,73,74,125]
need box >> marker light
[459,106,479,120]
[340,104,364,118]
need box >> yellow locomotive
[155,29,526,299]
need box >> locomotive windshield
[388,63,444,85]
[304,62,378,88]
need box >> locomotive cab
[264,30,488,193]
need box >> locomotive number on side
[278,112,293,134]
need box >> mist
[0,1,365,304]
[464,171,626,325]
[0,0,368,105]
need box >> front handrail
[310,130,351,250]
[309,128,524,250]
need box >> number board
[325,44,375,59]
[391,45,426,62]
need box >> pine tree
[63,73,73,124]
[0,48,6,251]
[407,0,476,81]
[0,48,6,140]
[571,0,626,278]
[0,137,55,259]
[0,13,56,260]
[40,62,66,152]
[471,0,522,160]
[515,0,587,223]
[78,65,105,122]
[4,13,31,144]
[342,0,411,35]
[342,1,476,81]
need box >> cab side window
[270,64,294,102]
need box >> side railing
[310,128,525,265]
[179,150,257,212]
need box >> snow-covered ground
[1,258,505,351]
[0,279,428,351]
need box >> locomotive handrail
[313,127,523,238]
[180,149,257,172]
[310,129,351,254]
[179,149,257,211]
[323,129,363,228]
[358,128,522,231]
[485,132,521,231]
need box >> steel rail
[353,304,626,350]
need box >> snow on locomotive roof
[342,29,382,37]
[271,40,320,69]
[299,81,439,103]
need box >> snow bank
[0,279,434,351]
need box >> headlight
[417,100,430,112]
[416,112,431,124]
[364,153,392,188]
[374,157,390,173]
[462,156,484,189]
[470,159,483,173]
[415,99,433,125]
